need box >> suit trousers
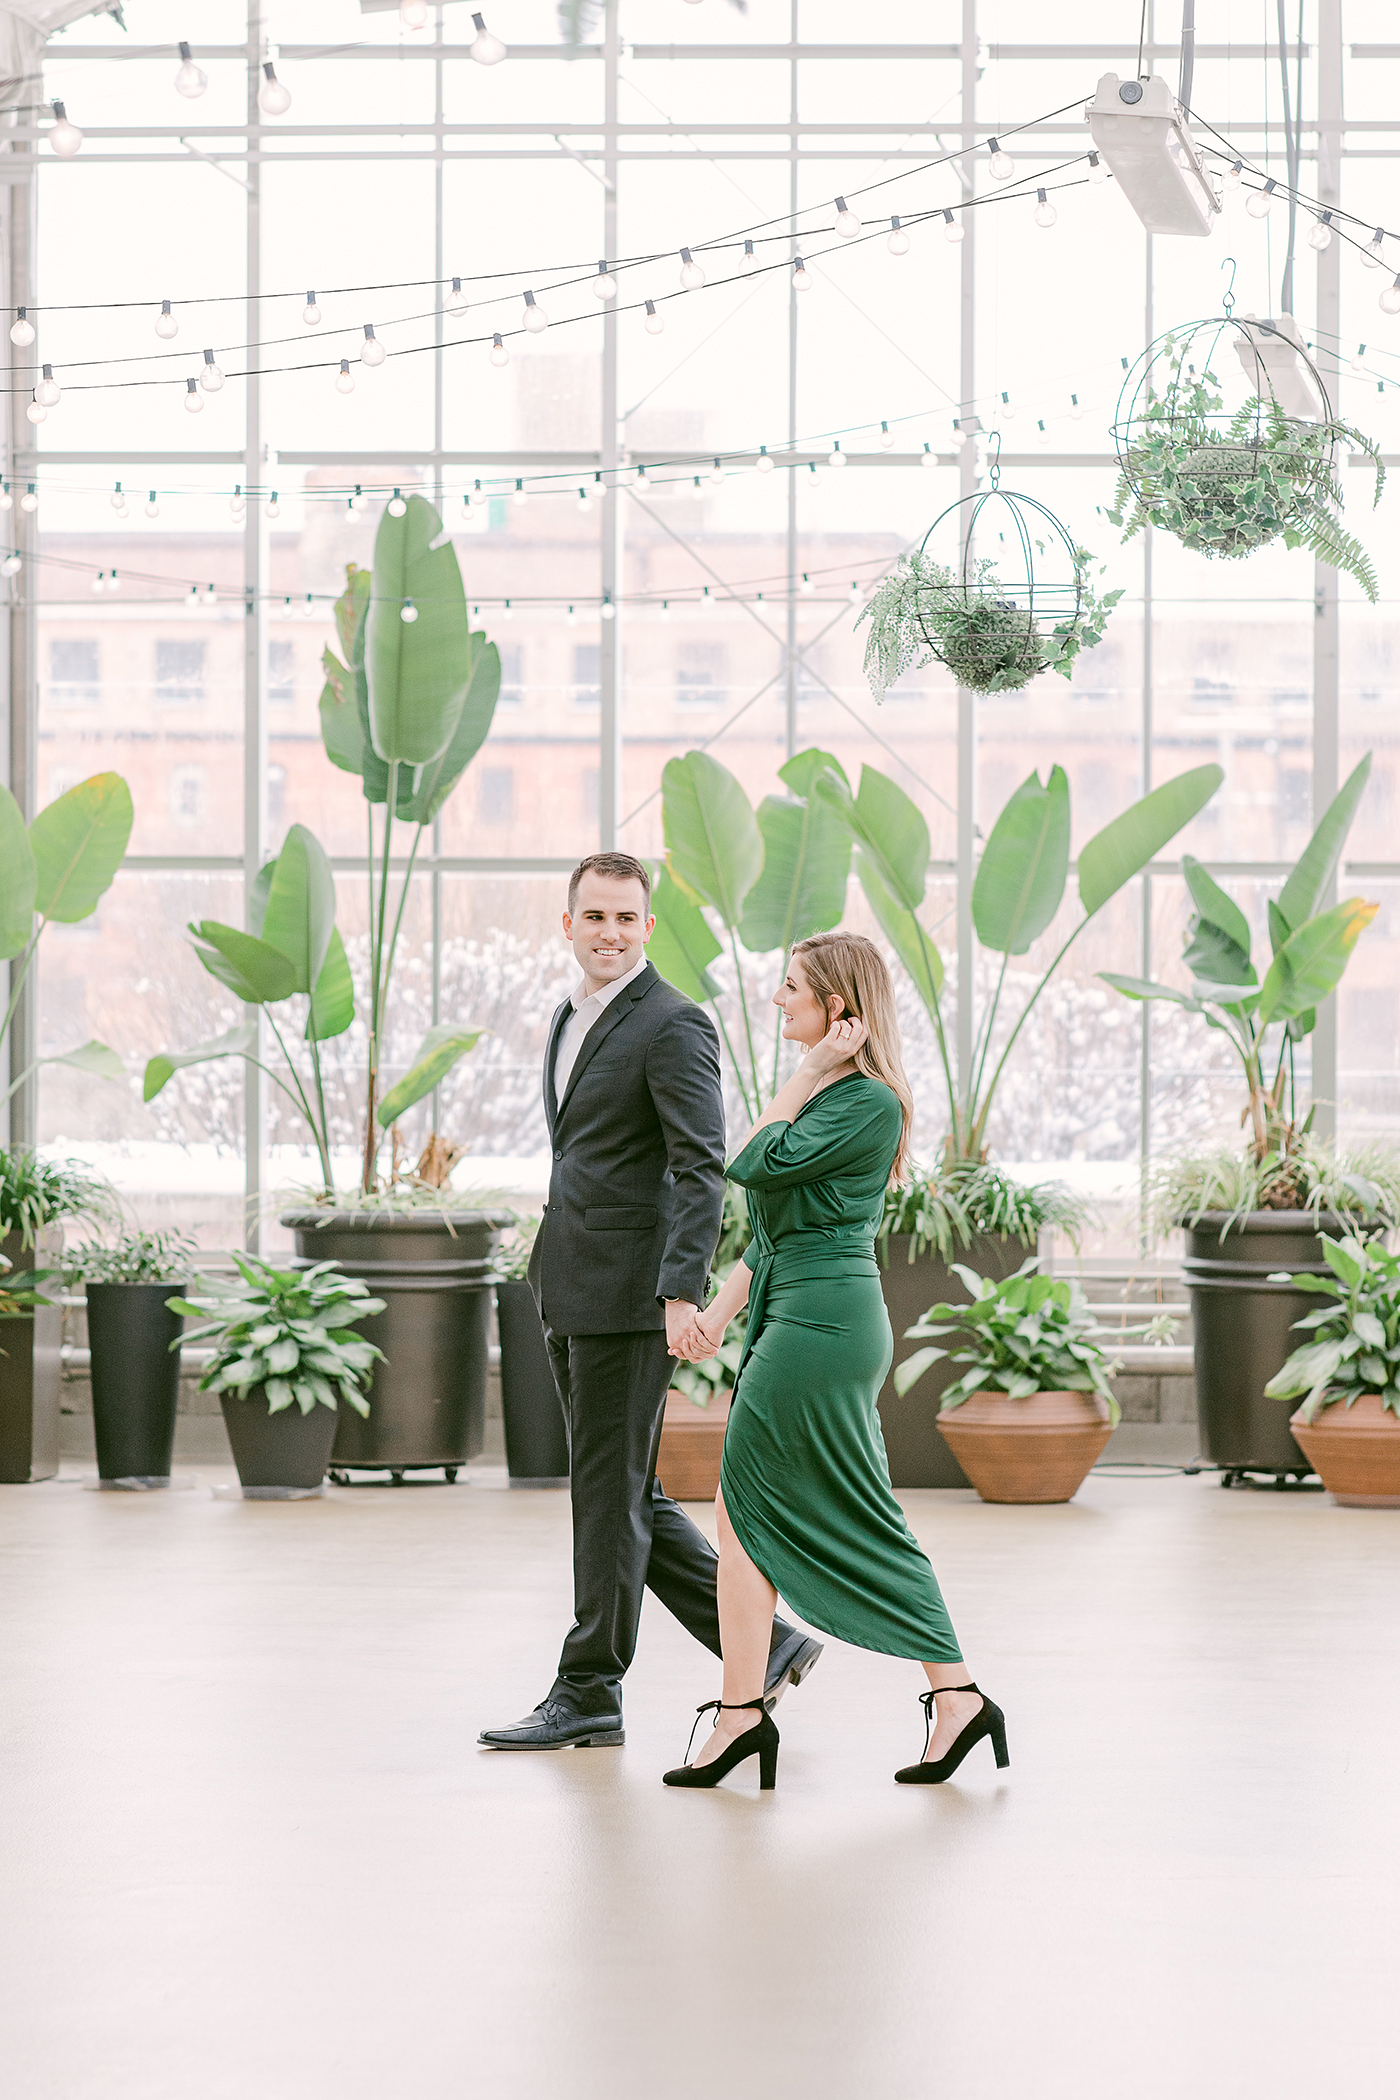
[545,1326,798,1715]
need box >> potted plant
[494,1215,569,1487]
[65,1228,198,1488]
[167,1255,384,1498]
[1262,1233,1400,1506]
[1104,755,1384,1481]
[147,496,507,1481]
[895,1259,1176,1503]
[660,1187,750,1501]
[0,1151,117,1482]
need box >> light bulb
[388,491,407,516]
[1000,391,1016,420]
[48,101,83,157]
[921,442,936,467]
[1,555,20,577]
[888,216,909,256]
[351,485,368,511]
[951,422,967,448]
[469,13,506,65]
[1,486,17,512]
[360,324,385,366]
[25,399,45,425]
[1070,393,1083,420]
[828,442,846,468]
[577,487,591,512]
[601,598,615,621]
[229,485,245,518]
[1362,228,1386,268]
[792,257,812,291]
[1037,419,1050,444]
[1309,213,1334,252]
[447,276,468,311]
[144,492,159,518]
[699,588,711,611]
[1224,160,1244,190]
[302,292,321,326]
[108,569,120,591]
[1246,178,1276,220]
[470,480,487,507]
[513,479,526,506]
[644,300,664,334]
[848,580,861,604]
[265,493,280,519]
[200,348,224,391]
[807,461,820,485]
[565,604,576,625]
[1381,276,1400,315]
[987,136,1015,181]
[400,0,429,26]
[690,477,704,499]
[755,446,774,473]
[879,421,894,448]
[741,240,758,271]
[183,379,202,413]
[502,599,512,619]
[400,599,418,623]
[1351,343,1368,372]
[592,260,618,301]
[9,308,34,346]
[1087,150,1106,184]
[710,458,725,483]
[800,572,813,594]
[1033,189,1057,229]
[835,196,860,239]
[336,359,354,393]
[522,291,548,332]
[943,209,964,245]
[174,42,207,98]
[679,247,705,290]
[35,364,60,406]
[490,333,509,366]
[155,299,178,339]
[258,63,291,116]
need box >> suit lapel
[556,964,657,1122]
[543,998,571,1139]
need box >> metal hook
[1220,255,1238,315]
[986,428,1002,487]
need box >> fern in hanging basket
[1109,342,1384,600]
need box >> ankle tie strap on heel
[683,1696,767,1763]
[899,1685,1008,1786]
[917,1684,982,1757]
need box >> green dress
[720,1073,962,1664]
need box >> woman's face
[773,953,842,1049]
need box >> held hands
[665,1298,724,1363]
[803,1012,868,1079]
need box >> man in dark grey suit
[479,852,821,1751]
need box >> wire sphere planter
[859,445,1119,700]
[1108,297,1384,596]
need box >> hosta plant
[167,1255,385,1417]
[1264,1234,1400,1422]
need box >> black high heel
[894,1681,1009,1784]
[662,1697,779,1790]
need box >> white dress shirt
[553,953,649,1104]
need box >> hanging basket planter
[1109,313,1384,599]
[859,463,1122,699]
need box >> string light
[470,479,487,506]
[690,476,704,498]
[351,485,368,512]
[200,348,224,391]
[144,492,159,518]
[229,484,246,518]
[1037,418,1049,444]
[502,599,512,618]
[25,396,45,426]
[660,599,671,616]
[808,461,820,484]
[469,13,507,65]
[1351,342,1368,371]
[1000,390,1016,420]
[155,299,178,339]
[710,458,725,483]
[0,486,12,511]
[792,256,812,291]
[258,63,291,116]
[1380,275,1400,315]
[741,240,758,271]
[48,101,83,157]
[951,421,967,448]
[108,568,120,592]
[800,572,814,594]
[1034,188,1057,228]
[921,442,936,467]
[987,136,1016,181]
[303,292,321,326]
[183,379,202,413]
[9,308,34,347]
[679,247,705,289]
[336,358,354,392]
[174,42,207,98]
[400,0,429,26]
[1070,392,1083,419]
[835,196,861,238]
[265,492,280,519]
[601,595,616,621]
[2,554,20,577]
[108,483,125,514]
[577,486,591,511]
[879,420,894,448]
[1224,160,1244,189]
[400,598,419,623]
[848,579,861,604]
[1362,228,1386,268]
[756,445,774,473]
[35,365,60,407]
[888,216,909,256]
[699,586,711,610]
[388,490,407,516]
[1309,212,1334,252]
[592,261,618,301]
[635,463,647,482]
[566,604,576,625]
[943,209,964,244]
[644,300,664,334]
[1246,178,1277,220]
[490,333,509,366]
[513,478,526,506]
[828,441,847,468]
[523,290,548,332]
[447,276,468,311]
[360,323,386,366]
[1088,150,1106,184]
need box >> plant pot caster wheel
[329,1468,351,1485]
[444,1465,458,1483]
[391,1469,405,1486]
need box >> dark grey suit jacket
[527,962,726,1337]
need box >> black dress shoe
[763,1630,824,1710]
[478,1698,625,1750]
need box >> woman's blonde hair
[791,931,914,1182]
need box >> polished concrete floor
[3,1463,1399,2100]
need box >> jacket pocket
[584,1206,659,1231]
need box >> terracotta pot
[877,1231,1032,1489]
[657,1388,732,1503]
[935,1388,1114,1504]
[1289,1393,1400,1508]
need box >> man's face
[563,873,654,990]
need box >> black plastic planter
[1184,1211,1367,1478]
[496,1279,569,1486]
[281,1209,508,1482]
[0,1227,61,1484]
[220,1386,339,1497]
[86,1282,185,1486]
[876,1231,1032,1488]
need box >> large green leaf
[1099,973,1204,1011]
[39,1040,124,1085]
[648,866,723,1003]
[856,851,944,1019]
[144,1022,258,1102]
[1277,753,1372,934]
[738,785,851,954]
[1182,857,1254,986]
[972,767,1070,956]
[0,782,37,959]
[376,1023,484,1126]
[1257,897,1378,1026]
[1182,856,1252,957]
[259,824,336,996]
[319,649,366,775]
[1077,764,1224,916]
[335,563,371,666]
[399,634,501,825]
[778,747,849,799]
[306,928,354,1040]
[364,495,473,765]
[814,764,930,910]
[188,921,299,1005]
[662,751,763,929]
[29,772,133,923]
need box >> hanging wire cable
[1275,0,1303,313]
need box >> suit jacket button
[553,1148,563,1159]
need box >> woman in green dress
[663,932,1008,1792]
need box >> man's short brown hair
[567,852,653,915]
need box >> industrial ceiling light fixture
[1087,72,1219,237]
[1233,313,1325,423]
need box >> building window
[572,643,601,707]
[583,768,600,824]
[169,765,208,825]
[677,642,727,709]
[156,638,206,706]
[479,766,514,825]
[269,640,295,707]
[1278,769,1310,827]
[48,637,100,709]
[497,643,523,706]
[267,763,286,831]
